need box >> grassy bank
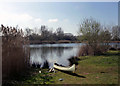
[52,50,119,84]
[12,50,119,85]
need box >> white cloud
[48,18,58,23]
[35,18,42,22]
[0,12,42,30]
[0,13,33,22]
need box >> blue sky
[0,2,118,35]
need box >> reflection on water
[30,43,82,68]
[30,43,120,68]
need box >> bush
[78,45,94,56]
[78,44,110,56]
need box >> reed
[1,25,30,80]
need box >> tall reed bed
[0,25,30,80]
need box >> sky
[0,2,118,35]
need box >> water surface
[30,43,82,68]
[30,43,120,68]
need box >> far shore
[30,40,81,44]
[30,40,120,44]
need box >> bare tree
[25,28,33,36]
[78,18,111,55]
[56,27,64,40]
[112,25,120,41]
[78,18,101,45]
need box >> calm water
[30,43,83,68]
[30,43,120,68]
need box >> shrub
[78,45,94,56]
[78,44,110,56]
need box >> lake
[29,43,120,68]
[30,43,83,68]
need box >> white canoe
[53,63,75,72]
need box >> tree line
[25,22,120,44]
[25,26,77,44]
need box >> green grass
[51,50,119,84]
[13,50,119,85]
[4,68,54,85]
[22,69,54,84]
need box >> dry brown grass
[1,25,30,80]
[78,45,94,56]
[78,44,110,56]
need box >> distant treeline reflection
[30,46,73,59]
[30,45,75,68]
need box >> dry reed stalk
[1,25,30,80]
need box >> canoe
[53,63,75,72]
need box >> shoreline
[30,40,120,45]
[30,41,81,44]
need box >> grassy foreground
[52,50,119,84]
[18,50,119,84]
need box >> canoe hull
[53,64,75,72]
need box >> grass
[3,68,54,85]
[12,50,119,85]
[51,50,119,84]
[23,69,54,84]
